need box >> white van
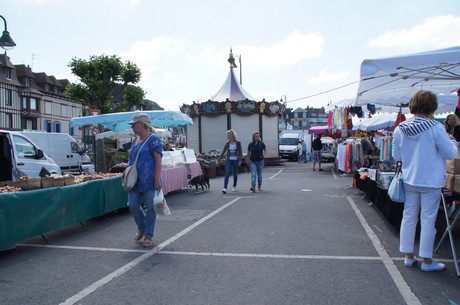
[0,130,61,181]
[21,131,92,173]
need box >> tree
[65,54,145,114]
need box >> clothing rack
[434,192,460,276]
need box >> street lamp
[0,15,16,51]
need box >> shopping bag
[388,172,405,203]
[154,189,171,215]
[121,165,137,191]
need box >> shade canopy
[95,128,172,140]
[352,113,397,131]
[354,46,460,106]
[70,110,193,131]
[308,125,342,135]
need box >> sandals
[135,231,144,241]
[143,238,153,247]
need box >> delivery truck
[21,131,92,173]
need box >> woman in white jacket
[392,90,458,272]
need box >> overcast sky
[3,0,460,111]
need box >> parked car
[0,130,61,182]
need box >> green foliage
[65,54,145,114]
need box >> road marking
[269,169,283,179]
[60,197,242,305]
[347,196,422,305]
[16,243,458,264]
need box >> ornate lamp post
[0,15,16,51]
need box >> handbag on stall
[121,134,152,191]
[388,161,405,203]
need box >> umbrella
[70,110,193,131]
[354,46,460,106]
[353,113,397,131]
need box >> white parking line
[269,169,283,179]
[346,196,422,305]
[60,197,243,305]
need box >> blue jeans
[224,159,239,188]
[128,189,157,239]
[249,160,264,189]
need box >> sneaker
[222,188,227,194]
[250,187,255,192]
[257,188,261,192]
[143,238,153,247]
[319,168,323,171]
[421,260,445,272]
[232,187,236,192]
[404,256,417,267]
[313,168,315,171]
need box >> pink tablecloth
[161,162,202,195]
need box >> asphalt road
[1,161,459,305]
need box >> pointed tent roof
[211,48,256,101]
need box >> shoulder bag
[121,134,152,191]
[388,161,405,203]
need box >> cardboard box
[445,173,456,191]
[446,148,460,174]
[445,174,460,192]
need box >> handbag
[121,134,152,191]
[388,161,405,203]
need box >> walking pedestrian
[312,134,323,171]
[127,113,163,247]
[217,129,243,194]
[297,140,303,163]
[392,90,458,271]
[301,139,307,163]
[247,131,266,192]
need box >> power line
[286,80,359,103]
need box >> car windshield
[279,138,299,145]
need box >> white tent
[352,113,397,131]
[353,46,460,106]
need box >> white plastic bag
[154,189,171,215]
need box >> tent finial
[228,48,237,69]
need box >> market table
[0,176,127,249]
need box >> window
[61,104,67,116]
[5,68,12,79]
[46,120,52,132]
[21,117,37,130]
[4,89,12,106]
[55,121,61,133]
[25,77,31,86]
[30,98,37,110]
[5,113,13,128]
[22,97,28,109]
[45,101,52,114]
[13,135,37,159]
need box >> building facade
[286,106,328,130]
[0,54,85,142]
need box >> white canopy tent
[352,113,398,131]
[353,46,460,107]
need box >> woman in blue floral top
[127,113,163,247]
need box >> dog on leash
[188,174,210,192]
